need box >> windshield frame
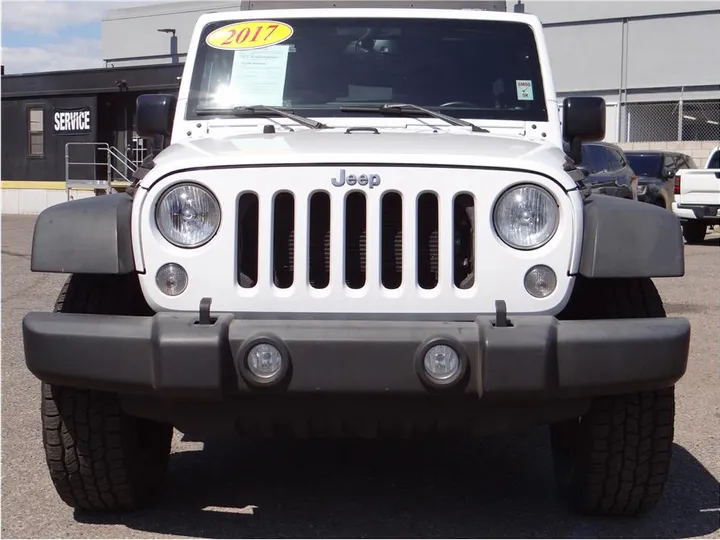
[184,15,550,123]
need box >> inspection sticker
[206,20,294,50]
[516,80,534,101]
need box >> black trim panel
[578,194,685,278]
[30,193,135,275]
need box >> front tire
[41,274,173,512]
[551,277,676,516]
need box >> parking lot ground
[2,214,719,539]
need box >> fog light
[247,343,284,379]
[524,265,557,298]
[156,263,188,296]
[423,344,460,381]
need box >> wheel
[551,276,676,516]
[41,274,173,512]
[681,220,707,244]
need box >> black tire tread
[569,387,675,516]
[553,276,675,517]
[681,221,707,244]
[558,275,666,320]
[41,274,171,512]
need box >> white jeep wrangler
[24,1,690,517]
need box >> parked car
[624,150,697,210]
[672,146,720,243]
[578,142,638,200]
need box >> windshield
[186,17,548,122]
[626,153,663,178]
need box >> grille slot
[381,192,403,290]
[308,192,331,289]
[237,193,259,288]
[273,192,295,289]
[417,192,439,289]
[237,186,474,292]
[453,193,475,290]
[345,192,367,289]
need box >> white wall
[521,0,714,24]
[1,190,94,215]
[625,14,720,90]
[543,22,624,93]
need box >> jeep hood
[146,129,574,188]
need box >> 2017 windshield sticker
[206,20,294,50]
[516,80,534,101]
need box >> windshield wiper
[340,103,488,133]
[195,105,329,130]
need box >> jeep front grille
[236,190,475,292]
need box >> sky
[0,0,181,74]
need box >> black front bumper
[22,310,691,401]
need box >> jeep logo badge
[331,169,381,189]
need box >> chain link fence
[623,99,720,143]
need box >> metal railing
[65,142,140,200]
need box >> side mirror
[577,165,591,178]
[562,97,606,164]
[136,94,177,139]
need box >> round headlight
[493,184,559,249]
[155,183,221,248]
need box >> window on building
[28,107,44,157]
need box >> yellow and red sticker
[206,20,294,50]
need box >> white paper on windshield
[229,45,291,106]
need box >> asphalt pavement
[2,214,719,539]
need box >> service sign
[53,107,92,135]
[206,20,294,50]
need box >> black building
[1,63,183,186]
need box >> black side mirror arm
[567,137,582,165]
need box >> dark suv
[624,151,698,210]
[578,142,638,200]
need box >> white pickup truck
[23,0,689,518]
[673,146,720,243]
